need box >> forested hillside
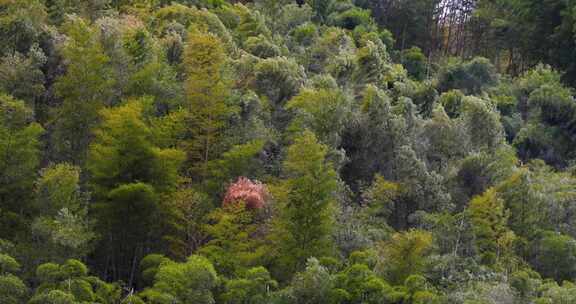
[2,0,576,303]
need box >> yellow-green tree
[468,188,516,267]
[184,29,233,177]
[87,99,185,283]
[52,16,114,165]
[0,93,43,239]
[273,131,338,276]
[0,251,28,304]
[198,202,267,277]
[378,229,433,285]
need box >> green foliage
[88,99,184,197]
[537,281,576,304]
[439,90,464,118]
[198,203,266,277]
[232,3,270,40]
[496,169,543,241]
[468,188,515,267]
[140,254,169,287]
[220,266,278,304]
[142,255,218,304]
[126,60,184,112]
[88,99,184,282]
[253,56,305,107]
[378,230,433,285]
[286,88,350,147]
[421,107,468,172]
[272,131,338,275]
[244,35,281,59]
[31,259,120,304]
[341,84,406,187]
[0,45,46,106]
[291,22,318,46]
[362,174,400,225]
[0,273,28,304]
[306,0,335,22]
[28,289,76,304]
[333,263,394,304]
[460,96,505,151]
[33,163,85,215]
[0,0,46,55]
[184,29,234,175]
[287,258,340,304]
[0,1,576,303]
[162,188,212,260]
[437,57,498,95]
[531,231,576,282]
[329,7,373,30]
[0,93,43,236]
[123,27,155,67]
[52,15,115,165]
[454,147,517,205]
[0,252,28,304]
[353,36,390,87]
[402,47,427,80]
[204,140,265,195]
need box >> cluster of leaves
[1,1,576,304]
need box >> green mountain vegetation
[2,0,576,303]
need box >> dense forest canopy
[2,0,576,303]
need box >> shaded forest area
[1,0,576,303]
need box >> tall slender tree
[52,16,115,165]
[87,99,184,283]
[272,131,338,276]
[184,29,233,178]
